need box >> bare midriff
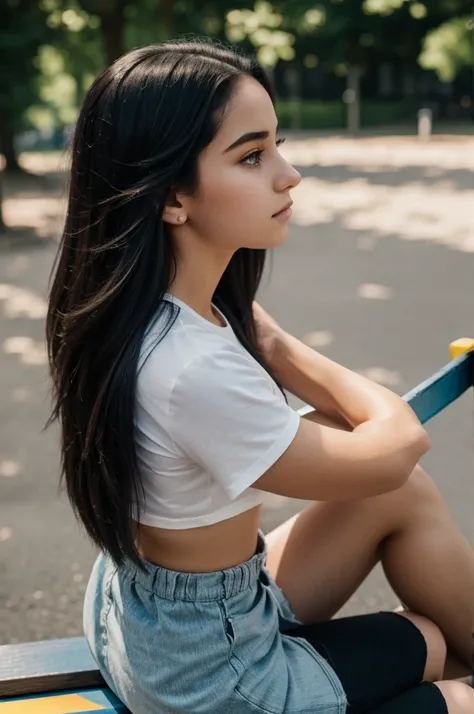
[132,504,262,572]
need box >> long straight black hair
[46,39,280,567]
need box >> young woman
[46,39,474,714]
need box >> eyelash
[240,137,286,167]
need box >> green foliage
[364,0,474,79]
[419,16,473,81]
[0,0,55,119]
[226,1,295,66]
[276,99,414,129]
[363,0,407,16]
[225,0,430,74]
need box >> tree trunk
[285,65,302,130]
[162,0,174,38]
[0,121,21,173]
[0,174,5,233]
[346,65,362,135]
[98,0,126,65]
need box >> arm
[249,331,431,500]
[270,331,413,430]
[251,302,347,427]
[252,301,412,429]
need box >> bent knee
[401,464,443,505]
[387,464,448,526]
[434,681,474,713]
[397,611,446,682]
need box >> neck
[167,231,233,322]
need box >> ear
[161,189,187,226]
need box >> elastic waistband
[122,529,268,601]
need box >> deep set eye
[240,137,286,167]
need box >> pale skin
[134,74,474,712]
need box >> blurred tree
[32,2,104,126]
[419,15,473,81]
[0,0,54,171]
[226,0,473,131]
[291,0,390,132]
[97,0,126,63]
[0,0,58,232]
[225,1,418,132]
[225,1,296,67]
[45,0,123,68]
[364,0,474,81]
[56,0,250,67]
[364,0,472,14]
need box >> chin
[269,226,290,247]
[242,226,289,250]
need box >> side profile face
[165,75,302,255]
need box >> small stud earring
[177,215,185,224]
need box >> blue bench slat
[0,637,104,697]
[402,350,474,424]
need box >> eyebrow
[223,129,274,153]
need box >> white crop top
[133,294,300,529]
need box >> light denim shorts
[83,530,347,714]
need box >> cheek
[198,169,269,230]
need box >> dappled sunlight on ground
[19,151,69,175]
[0,527,12,542]
[358,283,393,300]
[282,134,474,252]
[302,329,334,348]
[281,134,474,170]
[356,367,402,387]
[0,460,20,477]
[2,152,66,246]
[3,335,48,365]
[3,196,64,241]
[291,177,474,251]
[0,283,47,319]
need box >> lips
[272,201,293,218]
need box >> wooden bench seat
[0,638,129,711]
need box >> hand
[252,301,286,365]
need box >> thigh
[264,439,438,623]
[290,611,428,713]
[369,683,448,714]
[264,410,414,624]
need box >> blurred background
[0,0,473,645]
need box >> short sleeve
[168,347,300,500]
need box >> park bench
[1,338,473,713]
